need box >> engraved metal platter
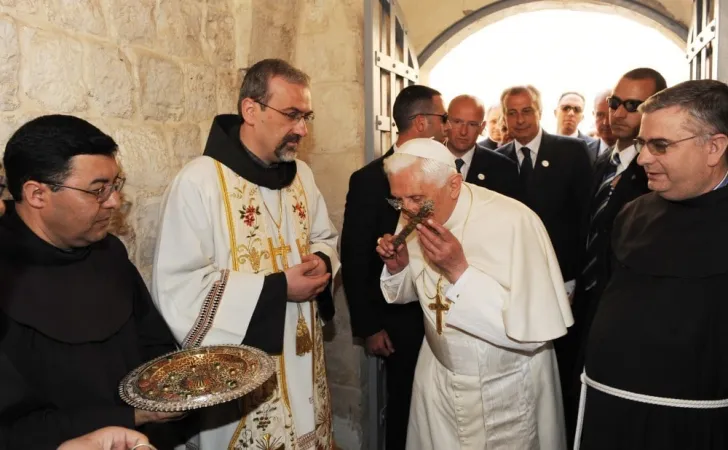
[119,345,275,412]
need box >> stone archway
[396,0,689,79]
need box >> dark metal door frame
[364,1,419,448]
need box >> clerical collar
[713,170,728,190]
[203,114,297,190]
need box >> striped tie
[581,152,621,292]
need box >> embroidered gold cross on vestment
[268,234,291,272]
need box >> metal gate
[365,0,419,162]
[363,0,419,448]
[687,0,728,81]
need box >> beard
[274,133,301,162]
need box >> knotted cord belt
[573,371,728,450]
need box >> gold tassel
[295,304,313,356]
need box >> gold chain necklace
[416,184,474,334]
[260,189,313,356]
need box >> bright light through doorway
[428,9,689,136]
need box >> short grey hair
[486,103,501,117]
[639,80,728,137]
[383,153,457,187]
[238,59,310,117]
[501,85,542,114]
[593,89,611,109]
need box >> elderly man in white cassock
[376,138,574,450]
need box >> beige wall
[0,0,367,447]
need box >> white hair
[383,153,456,187]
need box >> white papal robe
[381,183,573,450]
[152,154,339,450]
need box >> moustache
[282,134,301,145]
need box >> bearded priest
[376,138,573,450]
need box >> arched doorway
[426,8,688,134]
[413,0,688,76]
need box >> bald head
[446,94,486,156]
[449,95,485,118]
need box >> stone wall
[0,0,246,282]
[293,3,367,448]
[0,0,368,448]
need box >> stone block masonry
[0,0,368,447]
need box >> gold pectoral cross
[267,234,291,273]
[428,293,450,335]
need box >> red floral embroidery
[240,205,260,227]
[293,202,306,220]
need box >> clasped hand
[285,254,331,302]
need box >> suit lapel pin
[477,173,485,180]
[541,160,550,167]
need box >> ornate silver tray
[119,345,275,412]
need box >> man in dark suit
[555,91,599,164]
[500,85,593,288]
[591,89,618,158]
[498,85,593,416]
[564,68,667,441]
[341,85,449,450]
[447,95,519,198]
[477,104,502,150]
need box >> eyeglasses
[43,176,126,203]
[408,113,449,124]
[255,100,315,123]
[634,135,705,156]
[559,105,583,114]
[607,96,644,113]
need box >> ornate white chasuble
[206,161,333,450]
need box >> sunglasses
[409,113,449,124]
[559,105,583,114]
[607,96,644,113]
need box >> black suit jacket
[577,131,599,165]
[341,145,520,340]
[500,132,594,281]
[574,151,649,304]
[586,139,601,165]
[477,137,499,151]
[465,145,520,198]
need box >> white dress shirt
[598,139,611,156]
[514,128,544,169]
[612,144,637,176]
[453,146,476,179]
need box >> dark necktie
[455,158,465,174]
[581,152,622,292]
[520,147,533,187]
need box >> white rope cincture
[573,371,728,450]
